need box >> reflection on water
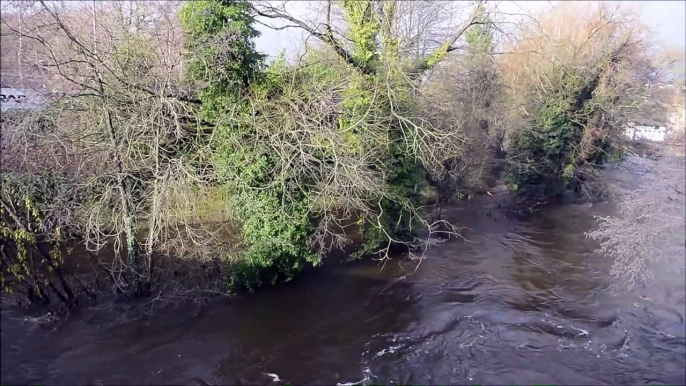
[2,198,685,385]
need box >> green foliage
[226,188,318,289]
[0,172,69,295]
[505,62,624,197]
[180,0,447,289]
[500,2,658,200]
[342,0,380,66]
[179,0,265,117]
[507,93,578,195]
[423,41,451,71]
[181,1,320,289]
[213,132,319,288]
[465,4,493,65]
[465,5,492,55]
[2,0,661,307]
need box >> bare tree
[2,0,222,296]
[587,145,685,289]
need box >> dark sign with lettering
[0,92,27,103]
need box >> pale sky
[254,0,686,59]
[630,0,686,49]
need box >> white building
[624,122,668,142]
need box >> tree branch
[413,0,486,73]
[253,2,376,75]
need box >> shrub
[500,2,658,199]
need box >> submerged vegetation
[0,0,682,308]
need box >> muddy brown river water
[2,154,685,385]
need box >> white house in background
[624,122,668,142]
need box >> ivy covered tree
[0,0,669,306]
[179,0,483,288]
[180,1,319,287]
[180,0,265,110]
[501,3,656,198]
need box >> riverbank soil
[2,142,684,385]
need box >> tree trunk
[101,90,141,295]
[144,133,163,291]
[119,177,141,295]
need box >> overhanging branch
[253,2,376,75]
[413,0,486,73]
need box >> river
[2,152,685,385]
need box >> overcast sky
[617,0,685,49]
[254,0,686,59]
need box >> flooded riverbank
[2,146,684,385]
